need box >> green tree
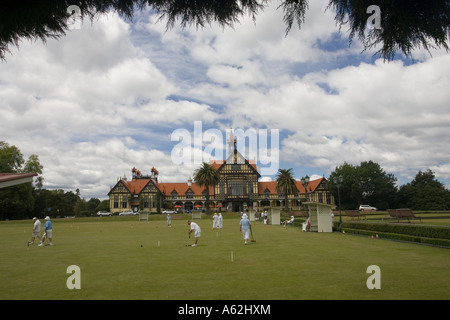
[356,161,397,210]
[193,162,220,214]
[87,198,100,214]
[96,199,110,212]
[1,1,449,61]
[0,141,24,172]
[0,183,34,220]
[329,161,397,210]
[329,162,359,210]
[329,0,450,60]
[156,192,161,214]
[73,198,88,217]
[22,154,44,189]
[397,169,450,210]
[276,168,297,211]
[0,141,43,220]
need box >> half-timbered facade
[108,140,335,213]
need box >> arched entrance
[184,201,193,212]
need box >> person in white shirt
[239,214,251,245]
[28,217,41,245]
[187,220,201,247]
[212,213,219,229]
[218,213,223,229]
[282,216,295,229]
[167,214,172,227]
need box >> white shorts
[32,230,40,237]
[194,230,201,238]
[242,229,250,240]
[44,229,52,238]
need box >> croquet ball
[140,244,143,247]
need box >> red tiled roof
[158,182,214,196]
[110,175,325,197]
[258,181,278,194]
[258,177,324,195]
[122,178,152,194]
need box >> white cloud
[1,0,450,199]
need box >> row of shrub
[335,221,450,248]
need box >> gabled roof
[158,182,214,196]
[258,177,326,195]
[295,177,325,194]
[109,178,215,197]
[210,159,260,177]
[258,181,278,194]
[108,178,159,196]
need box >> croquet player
[187,220,201,247]
[39,216,52,246]
[29,217,41,245]
[212,212,219,229]
[239,213,251,245]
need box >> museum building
[108,139,335,214]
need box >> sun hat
[45,216,50,220]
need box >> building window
[326,192,331,205]
[114,196,119,208]
[231,164,241,171]
[122,198,127,208]
[171,191,177,200]
[229,180,245,196]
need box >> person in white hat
[39,216,53,246]
[28,217,41,246]
[239,213,251,245]
[282,215,295,229]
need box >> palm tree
[193,162,220,214]
[276,168,298,211]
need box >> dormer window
[171,190,178,199]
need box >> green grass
[0,216,449,300]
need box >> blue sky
[1,0,450,199]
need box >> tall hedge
[337,221,450,248]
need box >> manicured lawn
[0,216,449,300]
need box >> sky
[1,0,450,200]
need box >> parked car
[359,205,377,212]
[119,210,135,216]
[97,210,112,216]
[162,210,177,214]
